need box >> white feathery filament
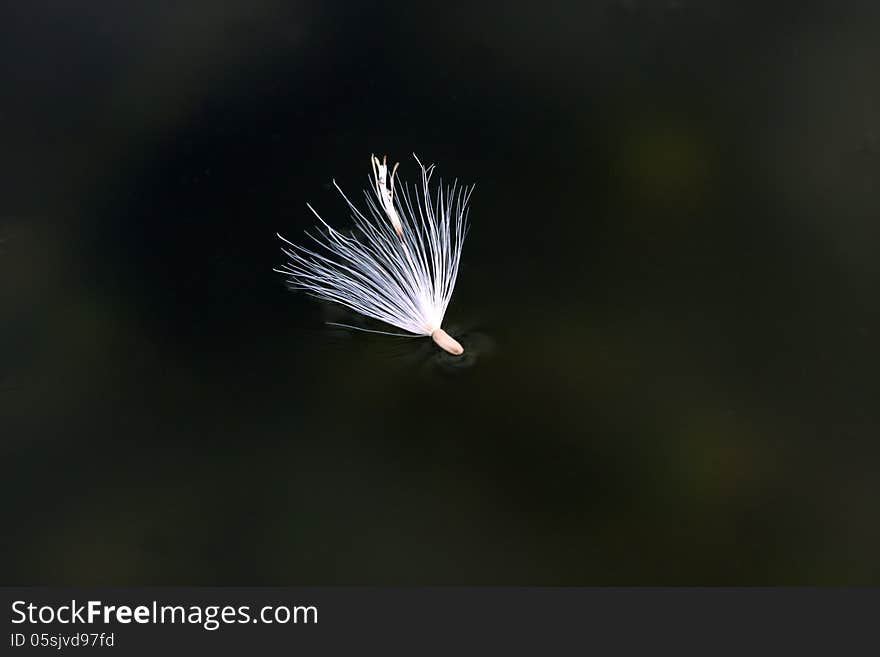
[275,154,471,355]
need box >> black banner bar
[1,588,877,655]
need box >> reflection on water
[312,304,495,376]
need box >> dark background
[1,1,878,584]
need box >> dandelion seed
[275,154,472,356]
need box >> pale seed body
[431,328,464,355]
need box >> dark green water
[1,1,878,584]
